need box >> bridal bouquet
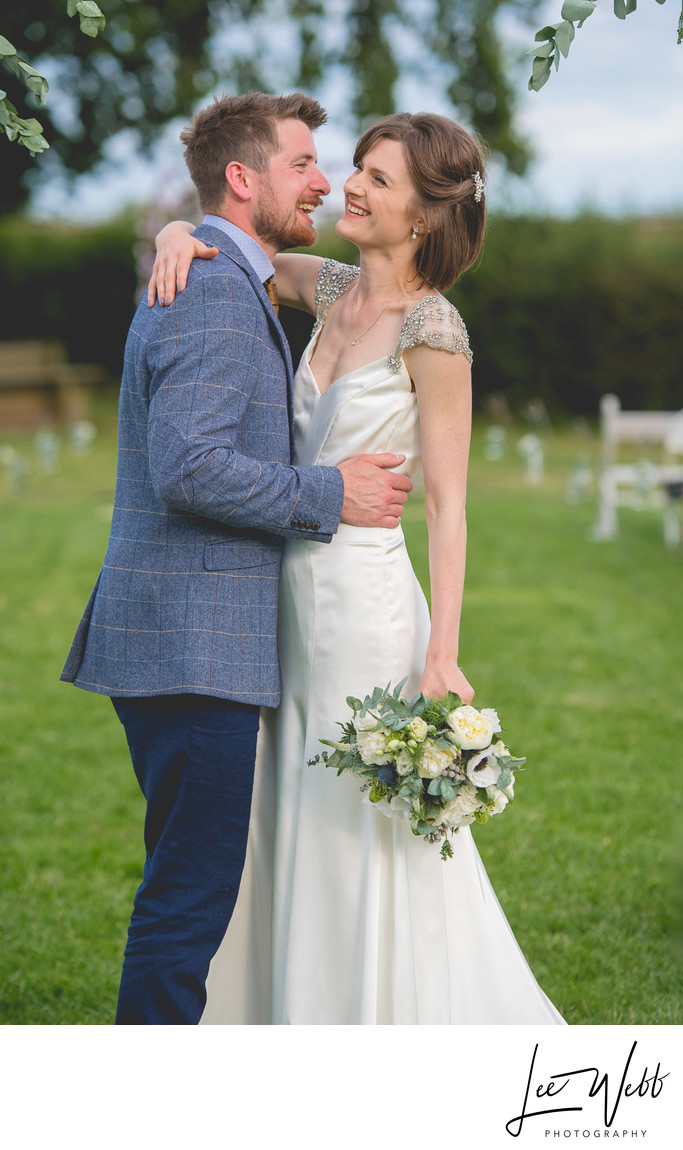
[308,680,525,861]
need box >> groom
[61,91,411,1025]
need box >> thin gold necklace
[349,297,393,346]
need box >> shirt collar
[202,214,275,283]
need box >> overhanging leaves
[529,0,681,91]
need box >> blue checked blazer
[61,225,344,706]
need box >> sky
[30,0,683,221]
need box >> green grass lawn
[1,398,681,1024]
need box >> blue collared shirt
[202,214,275,284]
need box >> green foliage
[0,214,138,376]
[66,0,107,38]
[449,213,683,415]
[3,212,682,416]
[2,1,544,213]
[529,0,681,90]
[1,2,105,166]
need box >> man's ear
[225,161,253,202]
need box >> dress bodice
[292,259,473,481]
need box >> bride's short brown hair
[181,91,327,212]
[353,112,487,291]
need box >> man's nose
[311,166,331,196]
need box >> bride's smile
[337,137,425,252]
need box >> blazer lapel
[194,225,294,384]
[195,225,296,455]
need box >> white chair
[592,394,683,543]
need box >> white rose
[480,708,502,735]
[485,785,510,815]
[407,717,429,742]
[440,784,481,827]
[465,748,502,788]
[395,748,414,776]
[356,728,392,766]
[418,740,454,778]
[354,712,380,731]
[446,705,496,750]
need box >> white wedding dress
[201,260,565,1025]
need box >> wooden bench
[0,340,107,429]
[593,393,683,544]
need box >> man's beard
[253,176,317,251]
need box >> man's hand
[337,454,412,528]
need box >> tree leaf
[0,36,17,56]
[535,23,562,41]
[529,55,552,92]
[79,17,106,38]
[531,41,555,59]
[77,0,106,15]
[555,19,576,57]
[560,0,596,20]
[614,0,637,16]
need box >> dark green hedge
[454,215,683,416]
[0,214,139,377]
[1,212,681,415]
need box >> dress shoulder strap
[388,295,473,373]
[312,259,360,334]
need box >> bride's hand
[419,659,474,706]
[147,222,219,307]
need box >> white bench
[593,394,683,544]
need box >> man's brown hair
[181,91,328,212]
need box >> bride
[152,111,565,1025]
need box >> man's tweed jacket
[61,224,344,707]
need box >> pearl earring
[411,226,419,240]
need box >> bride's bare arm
[406,343,475,705]
[148,221,321,313]
[147,222,217,307]
[271,253,323,314]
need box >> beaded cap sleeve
[312,258,360,335]
[389,295,472,373]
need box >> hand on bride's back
[148,222,218,307]
[338,454,412,529]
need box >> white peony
[407,717,429,742]
[440,784,481,827]
[446,705,496,750]
[395,748,414,775]
[356,728,392,765]
[465,748,502,788]
[418,740,454,778]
